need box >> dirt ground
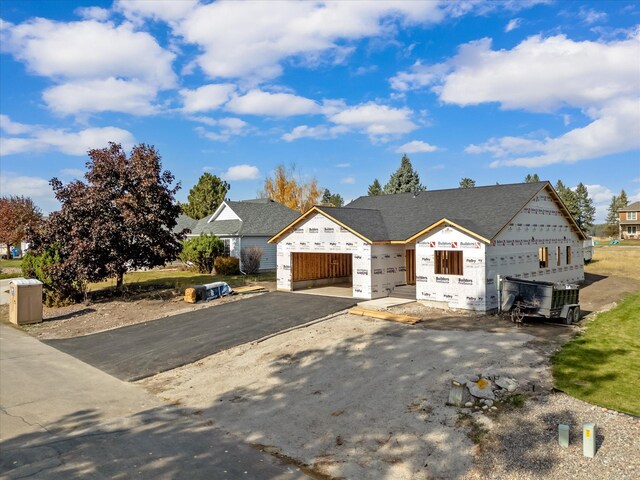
[0,281,275,339]
[139,274,639,480]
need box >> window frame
[538,247,549,268]
[566,246,572,265]
[628,226,637,234]
[222,238,231,257]
[627,212,638,221]
[434,250,463,276]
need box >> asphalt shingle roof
[340,181,550,241]
[619,201,640,212]
[178,199,300,237]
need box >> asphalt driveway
[45,292,356,381]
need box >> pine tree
[459,178,476,188]
[555,180,580,225]
[604,195,619,237]
[321,189,344,207]
[384,155,425,194]
[574,183,595,234]
[182,173,230,220]
[619,189,628,208]
[368,179,383,196]
[525,173,540,183]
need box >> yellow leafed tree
[262,164,321,213]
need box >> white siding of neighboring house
[485,190,584,310]
[415,225,488,311]
[276,213,373,299]
[240,236,276,271]
[213,203,240,221]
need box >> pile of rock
[447,371,518,409]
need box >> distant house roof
[619,201,640,212]
[270,181,587,243]
[178,199,299,237]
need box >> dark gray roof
[175,214,198,233]
[315,206,389,242]
[341,182,551,241]
[179,199,300,237]
[619,201,640,212]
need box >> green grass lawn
[88,268,276,293]
[552,292,640,415]
[0,258,23,269]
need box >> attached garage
[291,252,353,290]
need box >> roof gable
[620,201,640,212]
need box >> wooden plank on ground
[234,285,267,294]
[348,307,421,325]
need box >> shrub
[214,256,239,275]
[22,244,85,307]
[180,234,224,273]
[240,246,263,274]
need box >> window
[538,247,549,268]
[223,238,231,257]
[628,212,638,221]
[566,246,572,264]
[557,246,561,266]
[434,250,463,275]
[628,226,637,235]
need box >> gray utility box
[9,279,43,325]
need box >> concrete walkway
[0,323,307,479]
[45,292,356,381]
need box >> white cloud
[1,18,176,115]
[341,176,356,184]
[329,103,417,140]
[396,140,438,154]
[176,1,443,81]
[505,18,521,32]
[226,89,320,117]
[486,98,640,167]
[393,31,640,167]
[221,164,261,181]
[194,118,249,142]
[180,84,237,113]
[115,0,199,24]
[43,78,159,115]
[583,184,615,222]
[336,163,351,168]
[578,7,607,25]
[281,124,348,142]
[0,114,32,135]
[75,6,110,21]
[0,173,56,207]
[0,116,134,156]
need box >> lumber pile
[348,307,421,325]
[233,285,268,294]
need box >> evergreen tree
[321,189,344,207]
[367,179,383,196]
[182,173,230,220]
[555,180,580,224]
[525,173,540,183]
[619,189,628,208]
[604,195,620,237]
[574,183,595,234]
[384,155,425,194]
[459,178,476,188]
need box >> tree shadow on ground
[42,307,96,322]
[0,405,301,480]
[161,317,559,479]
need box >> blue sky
[1,0,639,221]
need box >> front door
[405,249,416,285]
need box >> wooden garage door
[292,253,352,282]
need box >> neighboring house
[619,201,640,239]
[177,199,300,271]
[269,182,587,312]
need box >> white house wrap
[270,181,587,311]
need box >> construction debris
[233,285,268,294]
[447,373,519,407]
[184,282,233,303]
[348,307,421,325]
